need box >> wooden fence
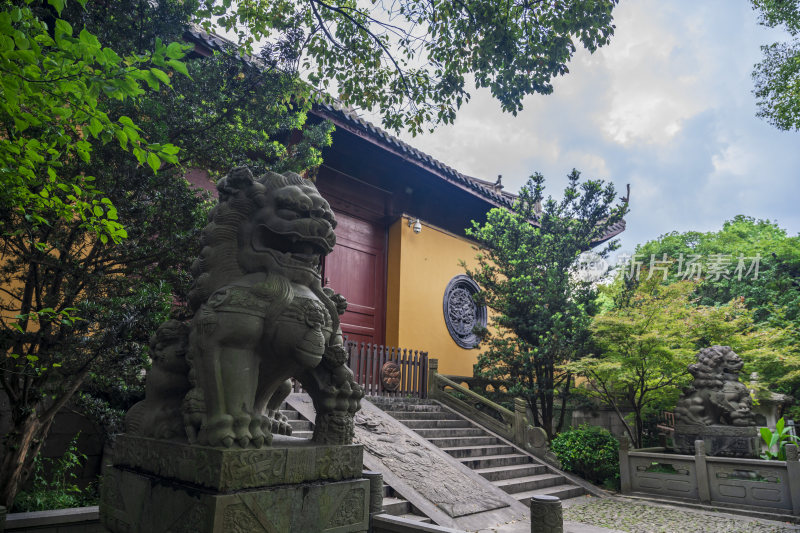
[291,342,429,398]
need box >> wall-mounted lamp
[408,218,422,234]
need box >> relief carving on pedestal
[353,410,507,518]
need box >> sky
[381,0,800,260]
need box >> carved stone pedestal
[530,495,563,533]
[673,423,760,458]
[100,435,369,533]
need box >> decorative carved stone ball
[443,275,486,349]
[381,362,401,391]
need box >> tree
[198,0,620,135]
[569,280,697,448]
[751,0,800,130]
[0,0,190,244]
[575,261,800,449]
[0,0,335,507]
[635,216,800,329]
[466,170,628,440]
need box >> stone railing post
[364,470,384,530]
[695,440,711,504]
[514,397,527,447]
[786,444,800,516]
[428,358,439,399]
[530,495,563,533]
[618,436,631,494]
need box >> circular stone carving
[381,362,401,391]
[443,275,487,349]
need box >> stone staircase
[279,402,432,523]
[368,397,585,505]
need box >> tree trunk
[634,410,644,450]
[555,375,571,434]
[0,414,47,509]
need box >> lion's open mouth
[252,225,334,266]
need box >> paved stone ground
[562,496,800,533]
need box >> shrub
[12,435,98,512]
[551,425,619,488]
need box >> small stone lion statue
[674,345,755,427]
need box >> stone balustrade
[619,437,800,517]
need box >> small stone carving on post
[530,495,563,533]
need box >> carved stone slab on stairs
[286,393,529,531]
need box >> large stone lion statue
[125,167,363,448]
[673,345,755,427]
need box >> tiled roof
[312,102,517,209]
[184,27,626,241]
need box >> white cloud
[369,0,800,250]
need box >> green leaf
[149,68,171,86]
[54,18,73,37]
[114,129,128,150]
[760,427,773,445]
[167,59,189,78]
[165,41,184,59]
[47,0,66,15]
[147,152,160,173]
[88,118,103,138]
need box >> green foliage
[0,0,335,507]
[196,0,619,135]
[632,216,800,416]
[760,417,800,460]
[11,434,97,512]
[466,170,628,440]
[0,0,189,243]
[635,216,800,327]
[551,425,619,487]
[751,0,800,131]
[570,280,697,448]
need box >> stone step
[441,444,516,458]
[397,513,433,524]
[401,419,474,429]
[513,484,585,504]
[458,453,533,469]
[412,427,486,439]
[280,409,301,420]
[493,473,565,494]
[291,430,314,439]
[428,436,500,448]
[382,497,410,515]
[288,420,313,431]
[475,463,547,481]
[387,411,461,420]
[368,398,438,407]
[387,404,445,412]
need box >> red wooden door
[324,212,386,345]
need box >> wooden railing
[291,342,429,398]
[348,343,428,398]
